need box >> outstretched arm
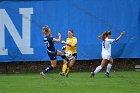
[53,33,61,42]
[66,38,77,47]
[61,38,77,47]
[115,31,125,42]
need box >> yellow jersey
[65,37,77,54]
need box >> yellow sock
[62,64,67,73]
[66,67,70,74]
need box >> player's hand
[62,46,66,50]
[61,40,66,44]
[98,35,102,40]
[58,32,61,37]
[121,31,125,36]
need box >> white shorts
[102,54,111,60]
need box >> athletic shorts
[72,53,77,59]
[47,50,57,60]
[102,54,111,60]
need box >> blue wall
[0,0,140,62]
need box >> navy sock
[43,66,53,74]
[61,55,66,59]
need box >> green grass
[0,71,140,93]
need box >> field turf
[0,71,139,93]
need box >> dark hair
[107,31,111,35]
[68,29,74,34]
[99,31,112,41]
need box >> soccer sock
[62,64,67,73]
[61,55,66,59]
[106,63,112,73]
[66,67,70,74]
[94,66,102,74]
[43,66,53,74]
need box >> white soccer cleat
[40,72,46,78]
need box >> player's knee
[51,63,57,68]
[51,64,56,68]
[64,62,68,65]
[100,64,104,68]
[109,61,113,64]
[69,62,75,67]
[57,50,62,56]
[63,60,67,64]
[69,64,72,68]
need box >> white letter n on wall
[0,8,34,55]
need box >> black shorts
[72,53,77,59]
[47,50,57,60]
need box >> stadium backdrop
[0,0,140,62]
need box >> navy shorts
[47,50,57,60]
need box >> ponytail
[99,31,112,41]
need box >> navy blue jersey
[44,36,55,51]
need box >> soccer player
[60,30,77,77]
[91,31,125,77]
[40,25,66,78]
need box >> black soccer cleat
[90,72,95,78]
[59,72,65,76]
[105,72,111,77]
[59,72,69,78]
[65,73,69,78]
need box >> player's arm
[115,31,125,42]
[108,31,125,43]
[53,33,61,42]
[61,38,77,47]
[64,38,77,47]
[68,38,77,47]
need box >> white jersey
[102,38,116,59]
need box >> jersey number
[45,38,50,47]
[46,41,50,47]
[103,42,105,48]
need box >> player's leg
[40,52,57,78]
[65,56,76,77]
[105,57,113,77]
[94,59,107,74]
[62,60,68,73]
[91,59,108,77]
[40,60,57,78]
[44,60,57,73]
[60,56,76,77]
[57,50,68,76]
[57,50,67,59]
[60,53,77,77]
[57,50,63,56]
[59,60,68,76]
[66,53,77,76]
